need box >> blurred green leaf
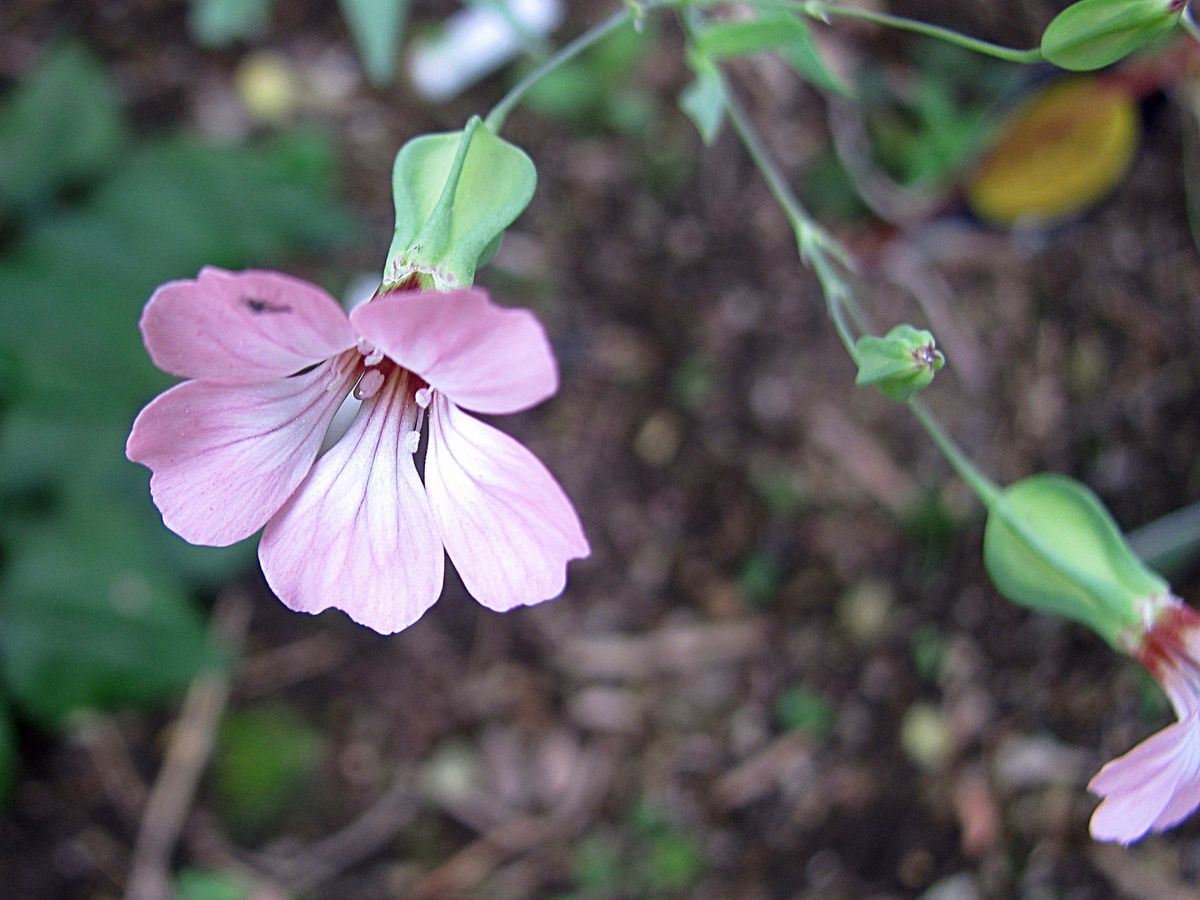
[215,706,323,837]
[0,566,220,727]
[188,0,272,47]
[774,684,835,737]
[695,13,808,58]
[173,868,251,900]
[910,624,948,683]
[738,550,782,608]
[644,829,705,892]
[0,131,354,421]
[339,0,412,85]
[0,44,124,214]
[572,833,623,895]
[523,25,658,135]
[679,56,726,146]
[862,41,1014,189]
[694,13,848,96]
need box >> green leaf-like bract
[386,120,536,289]
[679,56,726,146]
[984,474,1167,644]
[338,0,413,86]
[694,13,849,96]
[1041,0,1180,71]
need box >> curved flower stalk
[1089,594,1200,843]
[126,267,588,634]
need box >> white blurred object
[408,0,564,102]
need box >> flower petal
[1089,717,1196,844]
[126,358,356,546]
[425,396,588,612]
[140,267,357,383]
[258,371,444,634]
[1150,716,1200,830]
[351,289,558,414]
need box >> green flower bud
[385,116,536,291]
[1041,0,1183,72]
[854,325,945,402]
[983,474,1169,646]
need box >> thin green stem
[485,7,638,132]
[718,75,862,361]
[714,45,1002,510]
[906,398,1001,507]
[794,1,1044,64]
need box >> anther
[415,386,433,409]
[404,430,421,453]
[354,368,385,400]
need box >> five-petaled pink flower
[1089,594,1200,843]
[126,267,589,633]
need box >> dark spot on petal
[244,297,293,314]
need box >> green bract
[679,53,727,146]
[1041,0,1181,72]
[984,475,1168,645]
[692,12,849,96]
[385,117,536,290]
[854,325,945,402]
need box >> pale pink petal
[424,396,588,612]
[126,358,356,546]
[351,289,557,414]
[1088,722,1182,795]
[1089,717,1197,843]
[258,371,444,634]
[1150,718,1200,829]
[141,267,356,383]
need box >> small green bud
[983,474,1169,646]
[854,325,945,402]
[1041,0,1183,72]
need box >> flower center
[346,341,433,455]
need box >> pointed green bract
[693,12,849,96]
[1041,0,1181,71]
[984,474,1168,645]
[854,325,944,401]
[385,119,536,289]
[680,55,726,146]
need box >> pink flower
[1089,595,1200,843]
[126,267,588,633]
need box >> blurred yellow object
[235,52,300,124]
[967,78,1139,227]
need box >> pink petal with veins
[126,357,356,546]
[1089,713,1200,843]
[352,289,557,414]
[425,395,588,612]
[140,267,356,383]
[258,371,445,634]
